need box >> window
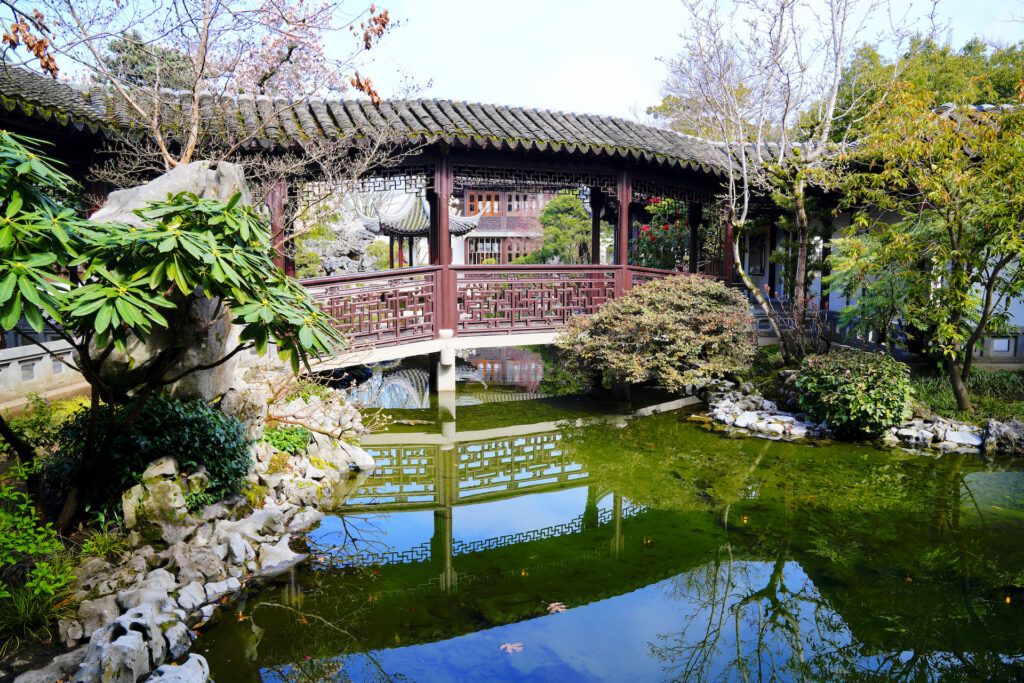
[506,192,540,215]
[467,191,503,216]
[992,338,1011,353]
[468,237,503,264]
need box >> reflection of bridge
[301,265,709,388]
[347,398,694,578]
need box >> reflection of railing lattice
[457,433,585,499]
[348,503,644,567]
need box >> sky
[356,0,1023,121]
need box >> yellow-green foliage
[557,275,755,393]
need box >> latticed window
[506,192,543,215]
[506,237,539,263]
[468,237,503,264]
[467,192,503,216]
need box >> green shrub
[42,397,251,518]
[0,394,90,460]
[556,274,755,393]
[262,426,312,456]
[0,463,74,654]
[795,350,913,437]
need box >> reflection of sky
[962,470,1024,517]
[308,487,613,558]
[277,561,878,683]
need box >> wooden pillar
[266,179,288,274]
[431,152,455,331]
[389,235,395,269]
[615,171,630,267]
[589,186,603,265]
[687,201,702,274]
[408,236,415,267]
[397,236,405,267]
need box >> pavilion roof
[358,194,481,238]
[0,63,727,174]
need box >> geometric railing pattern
[302,264,685,351]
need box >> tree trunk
[945,356,973,413]
[791,178,810,356]
[732,231,790,362]
[0,412,37,465]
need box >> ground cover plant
[556,274,754,393]
[911,369,1024,423]
[794,349,913,437]
[41,397,251,519]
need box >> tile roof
[0,63,726,174]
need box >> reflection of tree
[564,413,1024,681]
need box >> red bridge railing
[302,265,713,352]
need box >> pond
[200,348,1024,682]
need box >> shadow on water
[199,347,1024,682]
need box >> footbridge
[301,264,696,386]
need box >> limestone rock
[944,428,983,448]
[163,621,196,660]
[163,543,225,584]
[176,581,207,612]
[58,619,84,646]
[144,457,179,483]
[257,534,306,578]
[12,646,87,683]
[90,161,250,227]
[147,653,210,682]
[984,419,1024,456]
[78,595,120,637]
[101,630,150,682]
[220,380,269,441]
[204,577,241,603]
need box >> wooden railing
[302,265,715,351]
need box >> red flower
[663,224,669,229]
[641,224,649,232]
[649,234,655,241]
[648,198,655,204]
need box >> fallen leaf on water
[546,602,567,613]
[500,642,524,654]
[297,616,308,624]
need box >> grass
[910,369,1024,423]
[0,552,76,657]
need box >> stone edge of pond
[12,440,376,683]
[699,380,1024,457]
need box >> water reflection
[200,389,1024,682]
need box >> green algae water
[200,351,1024,682]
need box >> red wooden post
[615,170,630,267]
[589,186,603,265]
[687,201,702,274]
[433,152,455,331]
[614,171,631,297]
[397,236,405,268]
[266,179,288,274]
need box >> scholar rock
[176,581,207,612]
[78,595,120,637]
[163,621,196,660]
[257,534,306,578]
[147,653,210,682]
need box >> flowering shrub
[556,274,755,393]
[629,198,691,270]
[794,350,913,437]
